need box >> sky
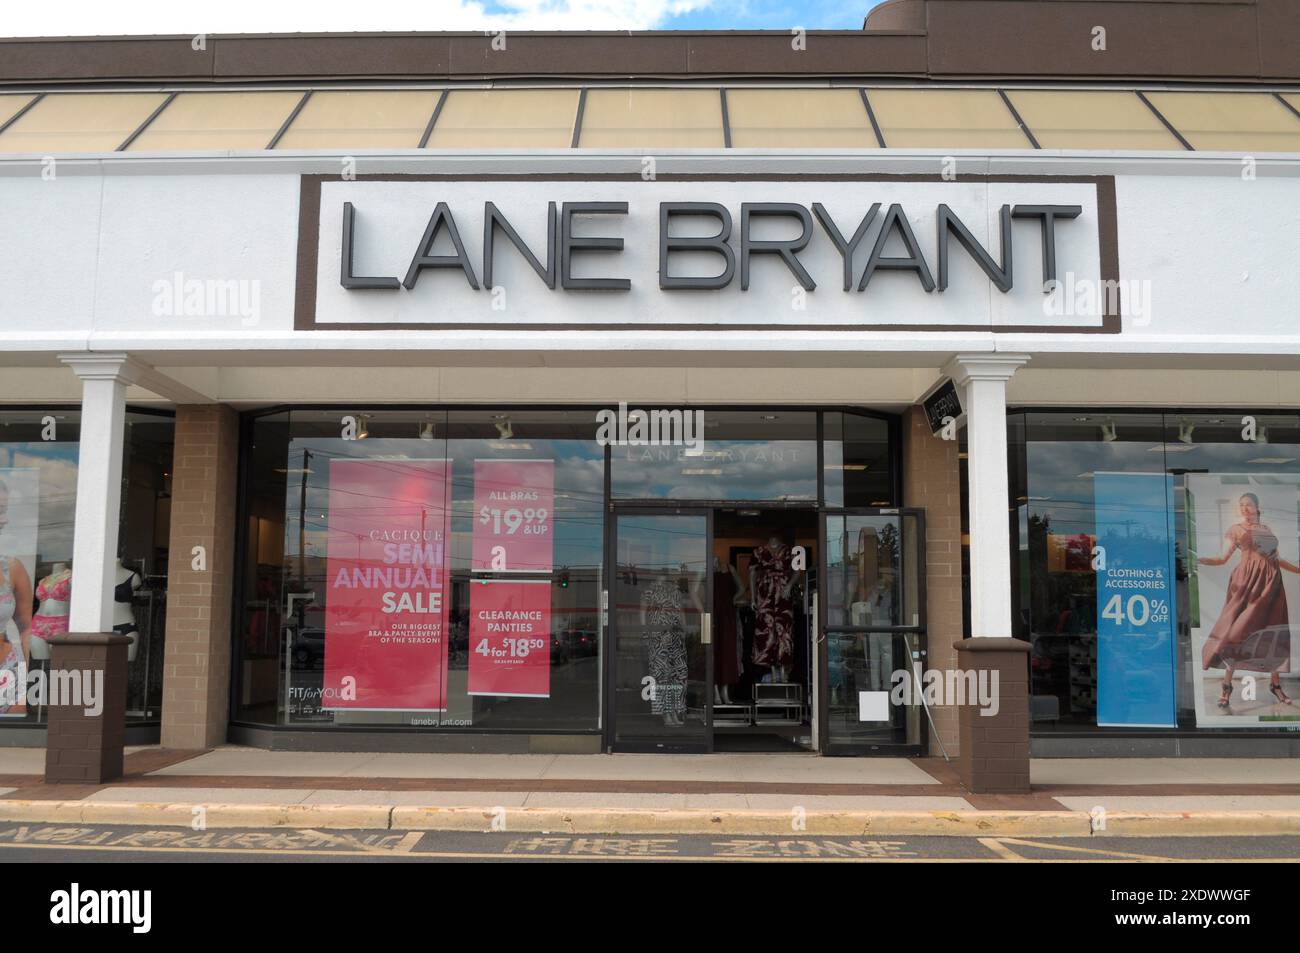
[1,0,885,36]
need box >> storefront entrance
[607,504,926,755]
[229,405,925,754]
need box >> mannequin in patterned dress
[640,570,702,726]
[750,536,798,682]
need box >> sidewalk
[2,746,1300,836]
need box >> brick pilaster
[954,637,1031,793]
[902,405,962,756]
[44,634,130,783]
[161,404,238,748]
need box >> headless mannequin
[29,561,72,662]
[750,535,799,683]
[711,555,747,705]
[114,559,143,663]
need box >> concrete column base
[953,637,1031,794]
[43,633,131,784]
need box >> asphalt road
[1,823,1299,862]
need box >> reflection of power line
[286,443,606,504]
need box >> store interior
[709,507,817,752]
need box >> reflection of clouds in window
[1026,432,1300,539]
[285,438,606,563]
[1027,441,1155,536]
[613,440,817,501]
[0,445,79,563]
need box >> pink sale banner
[472,459,554,572]
[323,458,450,711]
[468,579,552,698]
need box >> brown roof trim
[0,0,1296,87]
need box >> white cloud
[0,0,717,37]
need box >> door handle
[701,612,712,645]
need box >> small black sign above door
[923,379,963,435]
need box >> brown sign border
[294,172,1121,334]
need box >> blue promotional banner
[1094,472,1178,727]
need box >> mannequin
[29,562,72,662]
[640,569,701,727]
[750,535,798,682]
[113,559,143,663]
[711,555,746,705]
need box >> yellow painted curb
[1098,811,1300,837]
[0,801,1297,836]
[0,800,392,830]
[388,807,1091,836]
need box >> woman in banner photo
[1198,492,1299,709]
[0,479,34,715]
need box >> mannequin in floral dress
[750,536,796,681]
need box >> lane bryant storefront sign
[339,200,1083,294]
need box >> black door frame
[817,507,928,757]
[604,504,715,753]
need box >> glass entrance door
[820,508,927,755]
[608,509,712,751]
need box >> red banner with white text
[324,458,449,711]
[472,459,554,572]
[468,579,552,698]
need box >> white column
[942,354,1029,639]
[58,354,141,635]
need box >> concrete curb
[387,807,1091,836]
[0,801,392,830]
[3,800,1300,835]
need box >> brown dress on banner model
[1201,522,1291,674]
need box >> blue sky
[4,1,888,36]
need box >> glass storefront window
[610,411,818,502]
[825,513,921,629]
[823,412,896,508]
[234,405,908,744]
[236,409,605,731]
[0,408,173,725]
[1011,411,1300,732]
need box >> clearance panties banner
[472,459,554,572]
[324,458,450,711]
[469,579,552,698]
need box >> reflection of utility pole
[298,447,312,589]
